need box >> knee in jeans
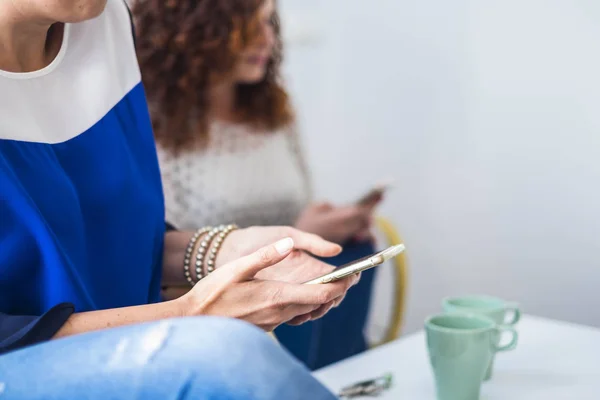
[164,317,273,356]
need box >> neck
[208,80,237,122]
[0,4,63,73]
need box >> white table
[314,315,600,399]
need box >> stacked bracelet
[195,227,222,281]
[184,224,239,286]
[206,224,238,273]
[184,227,211,286]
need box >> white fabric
[0,0,140,143]
[158,122,311,229]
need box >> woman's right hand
[295,203,373,244]
[177,237,359,332]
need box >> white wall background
[279,0,600,334]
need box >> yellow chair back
[371,216,408,346]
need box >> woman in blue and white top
[0,1,358,398]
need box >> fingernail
[275,237,294,255]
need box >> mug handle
[504,302,521,325]
[493,326,518,352]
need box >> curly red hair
[132,0,293,151]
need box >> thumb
[228,237,295,281]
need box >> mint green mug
[426,314,518,400]
[442,295,520,380]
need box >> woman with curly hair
[134,0,381,368]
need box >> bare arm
[53,299,184,339]
[55,230,201,338]
[54,232,354,338]
[55,228,190,338]
[161,230,193,286]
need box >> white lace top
[157,121,311,230]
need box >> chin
[59,0,108,22]
[236,69,268,85]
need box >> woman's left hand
[162,226,342,292]
[215,226,341,269]
[216,226,355,325]
[295,203,375,244]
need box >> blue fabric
[0,304,74,355]
[0,83,165,318]
[0,317,336,400]
[275,240,377,370]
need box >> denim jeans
[0,317,336,400]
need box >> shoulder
[280,123,305,149]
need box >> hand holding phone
[295,203,372,244]
[304,244,405,284]
[356,180,393,207]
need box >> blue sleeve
[0,303,74,355]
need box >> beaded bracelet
[184,227,212,287]
[194,226,222,282]
[206,224,238,273]
[186,224,239,286]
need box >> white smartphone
[304,244,405,285]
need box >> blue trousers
[0,318,335,400]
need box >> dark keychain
[338,373,393,398]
